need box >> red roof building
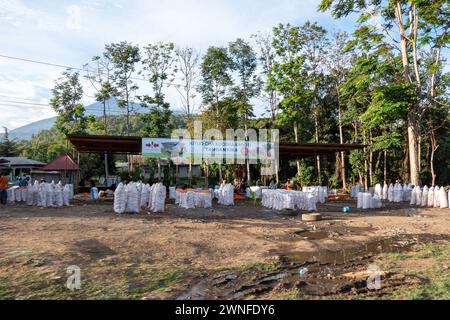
[41,155,79,171]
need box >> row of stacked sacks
[410,186,450,208]
[113,182,166,214]
[7,181,73,207]
[371,183,413,202]
[261,189,318,211]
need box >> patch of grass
[412,243,449,259]
[238,261,280,273]
[384,252,410,261]
[387,274,450,300]
[0,276,15,299]
[380,243,450,300]
[127,269,184,298]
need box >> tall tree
[50,70,92,135]
[84,54,118,180]
[252,31,279,125]
[299,22,329,183]
[229,38,261,185]
[84,55,117,134]
[325,31,355,190]
[174,46,200,183]
[269,23,311,177]
[199,46,234,182]
[104,41,140,135]
[139,42,175,138]
[174,46,200,120]
[140,42,175,180]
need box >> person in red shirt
[0,171,8,204]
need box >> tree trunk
[188,161,192,185]
[293,121,300,176]
[157,158,161,181]
[383,150,387,184]
[245,115,251,186]
[337,87,347,191]
[394,2,421,186]
[314,113,321,184]
[363,132,368,191]
[204,160,209,187]
[218,163,223,183]
[408,112,420,185]
[104,152,109,182]
[369,130,373,186]
[430,130,438,186]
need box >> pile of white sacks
[302,186,327,204]
[217,183,234,206]
[261,189,318,211]
[356,192,382,209]
[7,181,72,207]
[409,185,450,208]
[175,191,213,209]
[114,182,166,214]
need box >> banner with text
[141,138,275,163]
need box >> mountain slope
[5,97,184,140]
[7,117,57,141]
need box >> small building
[0,157,46,178]
[39,155,79,184]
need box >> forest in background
[1,0,449,189]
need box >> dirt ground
[0,198,448,300]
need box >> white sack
[421,186,428,207]
[113,182,127,214]
[438,187,448,208]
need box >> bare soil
[0,198,448,299]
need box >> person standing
[0,171,8,204]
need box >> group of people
[267,178,300,191]
[0,172,41,205]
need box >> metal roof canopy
[67,134,365,159]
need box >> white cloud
[66,5,82,31]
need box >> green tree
[0,127,19,157]
[229,38,261,185]
[84,54,118,134]
[139,42,175,138]
[269,23,311,176]
[104,41,140,135]
[199,46,234,182]
[252,31,279,125]
[50,70,92,135]
[199,46,234,129]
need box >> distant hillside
[4,97,185,141]
[7,117,57,140]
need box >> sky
[0,0,358,130]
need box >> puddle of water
[280,237,411,267]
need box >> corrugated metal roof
[67,134,365,159]
[0,157,46,166]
